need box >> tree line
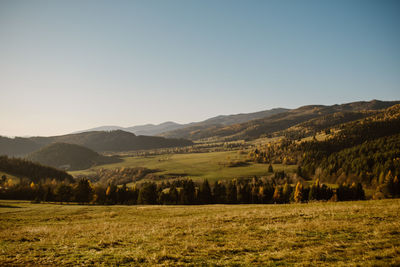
[0,156,73,183]
[0,177,368,205]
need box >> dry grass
[1,199,399,266]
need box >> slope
[0,156,73,183]
[161,100,400,141]
[0,130,193,156]
[27,143,121,171]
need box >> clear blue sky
[1,0,399,136]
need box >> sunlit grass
[70,150,296,182]
[1,199,399,265]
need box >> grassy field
[70,150,296,182]
[1,199,399,266]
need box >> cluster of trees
[374,170,400,199]
[301,134,400,186]
[0,156,73,183]
[246,106,400,191]
[248,140,298,165]
[0,177,366,205]
[79,167,159,185]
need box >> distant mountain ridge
[160,100,400,140]
[1,100,399,158]
[74,121,184,136]
[74,108,289,136]
[0,130,193,157]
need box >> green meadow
[1,199,399,266]
[70,150,296,182]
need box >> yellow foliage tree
[294,182,303,203]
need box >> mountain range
[75,108,289,136]
[74,121,184,136]
[0,130,193,157]
[160,100,400,140]
[1,99,399,159]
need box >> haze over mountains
[160,100,400,140]
[0,99,399,161]
[76,108,289,136]
[75,121,184,136]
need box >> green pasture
[70,151,296,182]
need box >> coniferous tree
[282,183,292,203]
[268,164,274,173]
[55,183,72,203]
[226,180,237,204]
[237,182,251,204]
[138,182,157,204]
[181,179,196,204]
[198,179,212,204]
[74,179,92,204]
[213,181,226,204]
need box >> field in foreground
[0,200,399,266]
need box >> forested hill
[0,156,74,183]
[0,137,42,157]
[249,104,400,196]
[160,100,400,141]
[0,130,193,156]
[27,143,121,171]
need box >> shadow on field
[0,204,21,208]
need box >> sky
[0,0,399,137]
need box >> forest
[0,176,371,205]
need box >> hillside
[248,104,400,190]
[276,110,380,139]
[74,121,184,136]
[76,108,288,136]
[27,143,121,171]
[126,121,184,136]
[161,100,400,140]
[0,130,193,156]
[0,156,73,183]
[0,136,42,157]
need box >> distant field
[0,199,399,265]
[70,151,296,182]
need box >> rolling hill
[26,143,121,171]
[75,108,289,136]
[0,156,74,183]
[74,121,184,136]
[161,100,400,140]
[0,130,193,157]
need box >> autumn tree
[294,182,304,203]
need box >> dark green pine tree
[137,182,158,204]
[212,181,226,204]
[226,180,237,204]
[74,179,92,204]
[181,179,196,204]
[199,179,212,204]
